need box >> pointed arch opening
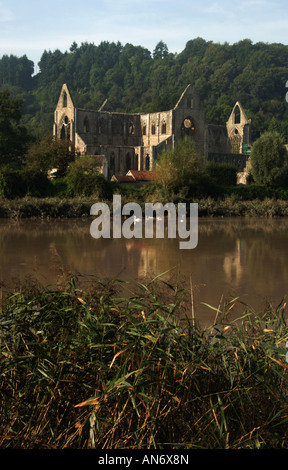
[234,105,241,124]
[63,91,67,108]
[110,152,115,174]
[84,116,90,133]
[60,115,70,140]
[126,152,132,171]
[145,154,150,171]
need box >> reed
[1,274,288,449]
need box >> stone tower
[226,102,251,154]
[53,84,75,145]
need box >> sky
[1,0,288,72]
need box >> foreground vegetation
[1,274,288,449]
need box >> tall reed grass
[1,274,288,449]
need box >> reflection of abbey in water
[223,239,247,287]
[53,83,251,180]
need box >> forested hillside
[1,38,288,141]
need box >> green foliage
[25,135,75,176]
[250,131,288,186]
[65,156,113,198]
[20,167,53,197]
[0,166,25,198]
[156,138,207,198]
[153,40,169,60]
[0,54,34,90]
[1,275,288,448]
[2,38,288,139]
[205,161,238,186]
[0,89,31,166]
[0,165,52,198]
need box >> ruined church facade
[53,83,251,179]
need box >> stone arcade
[53,83,251,179]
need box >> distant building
[53,83,251,179]
[111,170,158,187]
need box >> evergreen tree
[153,41,169,60]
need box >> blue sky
[1,0,288,71]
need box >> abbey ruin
[53,83,251,180]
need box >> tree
[0,54,34,89]
[205,161,237,186]
[155,138,206,197]
[69,42,78,53]
[250,131,288,186]
[0,89,30,166]
[153,41,169,60]
[65,156,112,198]
[25,135,75,177]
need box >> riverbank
[1,274,288,449]
[1,195,288,218]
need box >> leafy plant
[250,131,288,187]
[65,156,113,198]
[1,274,288,448]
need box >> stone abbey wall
[53,84,251,180]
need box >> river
[1,216,288,326]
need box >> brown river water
[1,216,288,326]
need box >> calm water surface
[1,216,288,325]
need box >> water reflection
[1,217,288,325]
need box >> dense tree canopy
[1,38,288,142]
[0,89,31,166]
[250,131,288,186]
[25,135,75,176]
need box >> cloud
[0,2,14,22]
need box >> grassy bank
[1,195,288,218]
[1,274,288,449]
[0,196,95,219]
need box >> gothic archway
[60,115,70,140]
[145,154,150,171]
[110,152,115,174]
[62,91,67,108]
[84,117,90,133]
[126,152,132,171]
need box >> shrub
[155,138,208,198]
[20,167,53,197]
[250,131,288,187]
[0,166,25,198]
[205,161,237,186]
[25,135,75,177]
[0,166,53,199]
[65,156,113,199]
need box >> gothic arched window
[234,105,241,124]
[84,117,90,133]
[110,152,115,173]
[126,152,132,171]
[63,91,67,108]
[145,154,150,171]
